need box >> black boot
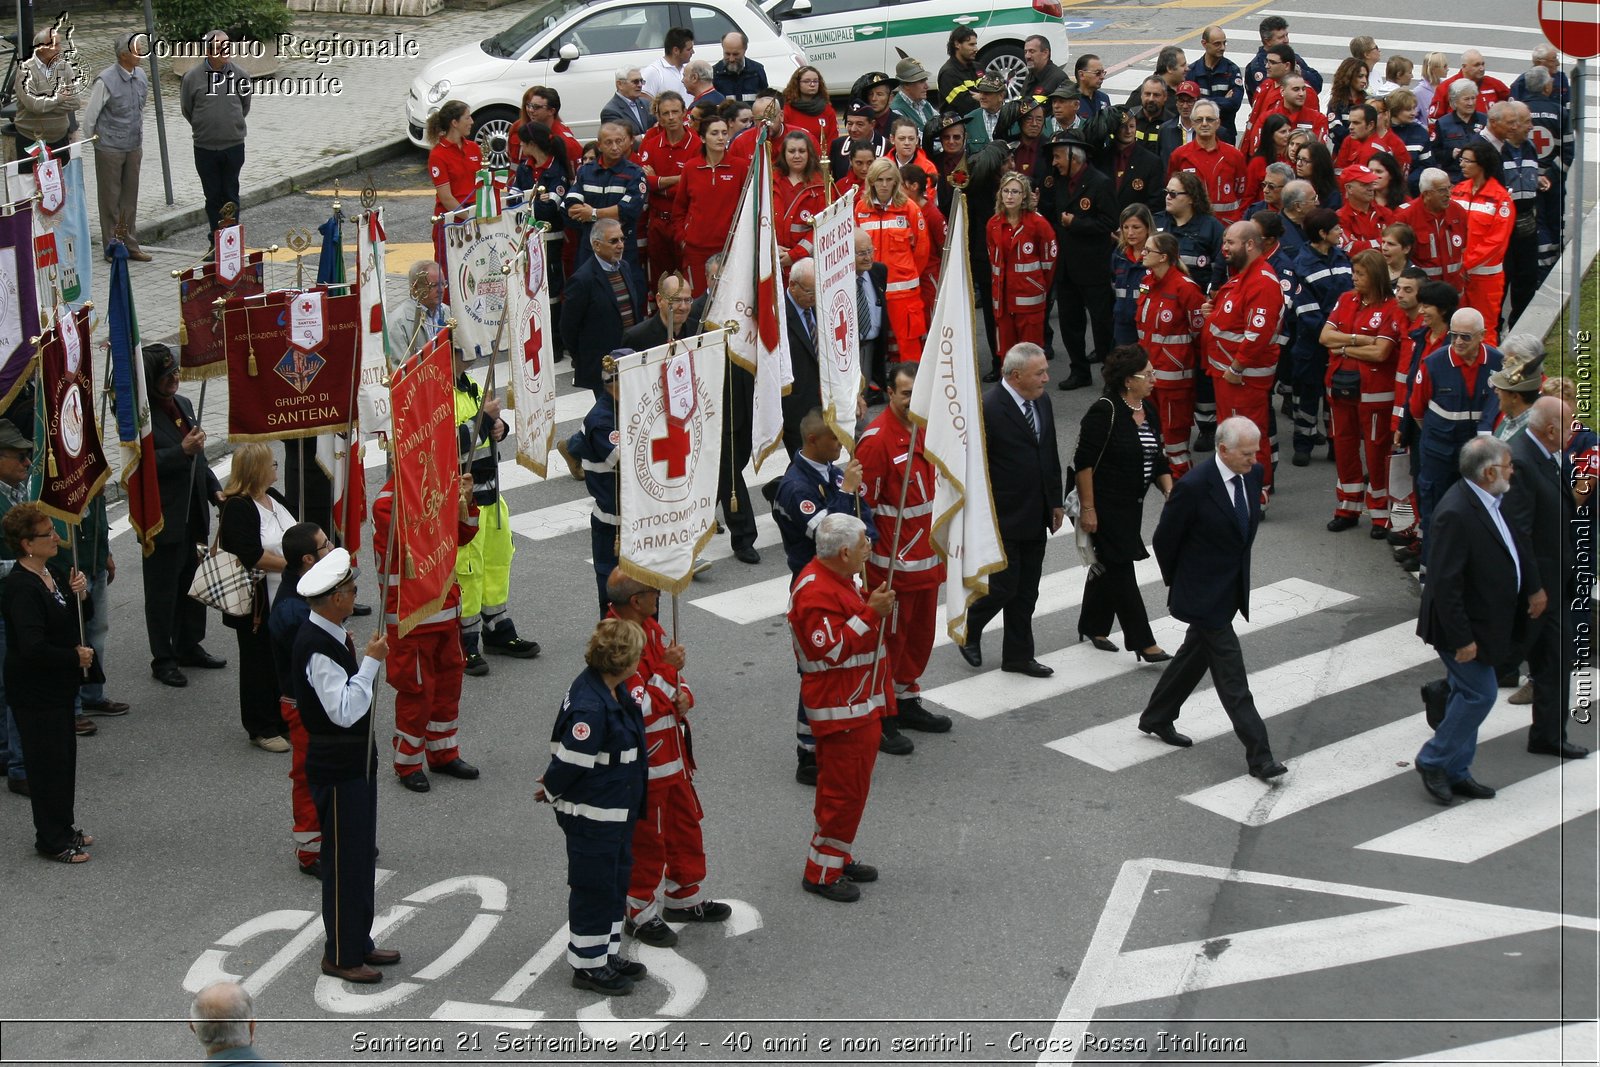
[878,716,914,755]
[795,746,818,786]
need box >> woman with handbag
[216,443,292,752]
[1072,345,1174,663]
[2,502,94,863]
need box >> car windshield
[742,0,780,33]
[483,0,590,57]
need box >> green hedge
[154,0,293,46]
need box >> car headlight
[426,79,451,104]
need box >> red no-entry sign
[1542,0,1600,59]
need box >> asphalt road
[0,1,1595,1064]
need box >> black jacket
[2,565,83,709]
[1152,458,1262,628]
[1036,163,1118,286]
[1107,146,1165,216]
[1073,396,1169,565]
[782,294,821,452]
[150,393,221,547]
[560,257,645,391]
[1502,432,1563,607]
[1417,478,1539,665]
[982,384,1064,542]
[217,488,292,632]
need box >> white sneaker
[252,735,291,753]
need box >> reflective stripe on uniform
[1427,400,1480,421]
[552,799,631,821]
[803,692,886,722]
[868,551,940,571]
[385,605,461,628]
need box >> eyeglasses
[1164,189,1185,197]
[26,529,55,541]
[1448,331,1481,342]
[1132,371,1157,380]
[1081,67,1104,76]
[527,102,550,111]
[628,78,644,85]
[1192,116,1218,123]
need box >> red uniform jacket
[607,608,695,787]
[633,126,703,215]
[787,559,889,737]
[1396,199,1468,292]
[1137,266,1208,382]
[1324,292,1403,396]
[672,155,750,252]
[986,211,1057,315]
[1245,104,1328,155]
[1204,258,1283,385]
[1337,201,1394,253]
[371,481,480,633]
[509,119,582,175]
[774,175,826,262]
[428,137,482,213]
[855,408,945,590]
[1429,73,1511,122]
[1452,178,1515,274]
[1167,140,1250,224]
[918,197,947,312]
[856,196,928,298]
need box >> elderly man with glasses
[602,67,655,142]
[1166,100,1248,225]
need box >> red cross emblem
[523,316,543,375]
[225,232,236,247]
[300,299,314,313]
[650,422,692,478]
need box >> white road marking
[1372,1021,1600,1064]
[412,913,504,982]
[402,873,509,911]
[1181,694,1521,825]
[508,497,596,541]
[431,1001,545,1027]
[1256,9,1555,35]
[1355,763,1600,863]
[931,558,1165,650]
[490,926,569,1004]
[689,573,795,624]
[923,577,1354,720]
[1046,619,1427,771]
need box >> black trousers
[965,536,1046,666]
[233,620,286,740]
[1139,621,1275,770]
[11,701,75,855]
[718,414,757,552]
[283,439,334,534]
[312,774,378,968]
[1079,559,1156,651]
[193,143,245,234]
[1055,272,1114,375]
[1504,221,1540,329]
[142,540,207,671]
[1526,609,1570,749]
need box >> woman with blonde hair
[986,171,1057,355]
[217,442,293,752]
[855,157,929,362]
[538,617,648,997]
[1415,52,1449,122]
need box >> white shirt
[256,497,294,603]
[1214,453,1250,516]
[641,56,687,102]
[304,612,381,727]
[1000,378,1039,430]
[1466,479,1521,580]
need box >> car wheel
[473,106,521,168]
[979,43,1028,102]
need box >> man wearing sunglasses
[1166,100,1248,225]
[601,67,655,142]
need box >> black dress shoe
[1139,723,1192,747]
[1192,429,1215,452]
[1291,452,1311,467]
[177,648,227,669]
[365,948,401,966]
[351,602,374,617]
[1528,739,1590,759]
[299,859,320,878]
[802,877,860,902]
[981,369,1001,384]
[957,640,981,667]
[1416,765,1455,805]
[432,757,480,779]
[1058,370,1091,391]
[1369,525,1390,540]
[7,776,29,796]
[80,697,130,716]
[1001,659,1053,678]
[1325,515,1359,532]
[1249,760,1288,779]
[152,666,188,688]
[1449,775,1496,799]
[734,545,761,564]
[1421,679,1449,730]
[1081,633,1118,652]
[398,770,431,793]
[795,747,818,786]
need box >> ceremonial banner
[0,204,40,414]
[177,251,265,379]
[36,304,109,522]
[316,430,366,553]
[214,222,244,285]
[222,289,360,441]
[704,137,791,473]
[388,330,460,637]
[810,195,861,448]
[614,332,727,593]
[507,233,557,477]
[908,190,1006,645]
[107,242,162,552]
[18,154,92,313]
[356,209,393,432]
[442,206,532,363]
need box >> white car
[406,0,807,164]
[762,0,1070,101]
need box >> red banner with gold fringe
[36,305,110,522]
[178,251,265,379]
[222,288,359,441]
[387,329,459,638]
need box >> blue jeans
[75,567,109,707]
[0,613,22,780]
[1416,651,1498,781]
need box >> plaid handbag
[187,534,262,618]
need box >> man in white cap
[291,548,394,984]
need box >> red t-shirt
[429,137,482,213]
[1325,292,1403,393]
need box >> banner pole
[184,377,209,514]
[1567,58,1586,352]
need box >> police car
[764,0,1069,100]
[406,0,807,165]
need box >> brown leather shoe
[127,249,153,262]
[321,958,382,983]
[365,948,401,966]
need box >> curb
[138,137,417,245]
[1517,203,1599,348]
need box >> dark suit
[781,294,821,459]
[619,295,705,351]
[965,383,1064,666]
[857,262,890,389]
[1417,477,1539,781]
[1500,433,1568,748]
[601,92,655,138]
[1105,147,1165,216]
[142,393,222,672]
[560,257,644,391]
[1139,457,1276,771]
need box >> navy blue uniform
[1432,111,1487,184]
[543,667,647,972]
[1110,247,1147,347]
[1416,345,1503,545]
[569,393,620,616]
[1289,242,1353,455]
[1244,47,1322,102]
[1154,210,1225,436]
[565,158,648,270]
[1185,55,1245,142]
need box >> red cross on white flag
[290,291,325,351]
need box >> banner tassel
[247,337,258,377]
[404,549,416,578]
[45,446,56,478]
[177,320,187,346]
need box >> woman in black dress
[2,502,93,863]
[1072,345,1175,662]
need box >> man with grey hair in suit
[189,981,281,1063]
[83,31,150,260]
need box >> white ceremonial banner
[508,234,558,478]
[704,140,791,473]
[442,206,532,363]
[810,195,860,449]
[908,190,1006,645]
[614,332,727,594]
[355,208,392,433]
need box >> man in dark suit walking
[959,343,1063,676]
[1416,436,1546,804]
[852,232,891,398]
[1503,396,1587,759]
[140,344,226,688]
[560,220,645,393]
[780,259,821,459]
[1137,415,1286,778]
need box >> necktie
[1023,399,1039,439]
[345,633,358,657]
[856,275,871,340]
[804,308,815,339]
[1231,475,1250,539]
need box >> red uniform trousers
[1153,383,1196,478]
[885,294,926,363]
[1212,380,1274,491]
[682,246,720,297]
[869,576,937,702]
[387,624,465,777]
[645,211,679,293]
[997,311,1047,359]
[1329,396,1394,525]
[1463,270,1505,345]
[805,717,881,886]
[625,778,707,922]
[282,697,321,867]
